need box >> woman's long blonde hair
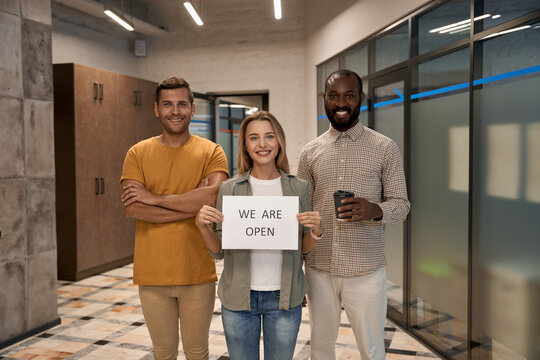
[237,111,290,174]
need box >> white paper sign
[222,196,299,250]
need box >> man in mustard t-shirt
[120,77,228,360]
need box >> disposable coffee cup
[334,190,355,221]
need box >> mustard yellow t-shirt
[120,135,229,285]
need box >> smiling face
[154,88,195,136]
[244,120,280,170]
[324,74,364,131]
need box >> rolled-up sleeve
[376,140,410,224]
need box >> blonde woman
[195,111,322,360]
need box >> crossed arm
[121,171,229,224]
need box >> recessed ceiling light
[184,1,204,26]
[104,8,134,31]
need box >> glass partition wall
[316,1,540,359]
[371,70,408,325]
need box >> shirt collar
[327,120,364,142]
[234,168,293,184]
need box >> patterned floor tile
[58,301,111,317]
[57,286,95,298]
[0,262,443,360]
[76,344,148,360]
[114,326,153,347]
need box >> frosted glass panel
[418,0,470,55]
[417,48,469,93]
[486,124,520,199]
[473,80,540,360]
[526,122,540,203]
[410,47,469,358]
[318,59,339,93]
[375,23,408,71]
[411,93,469,317]
[449,126,469,192]
[374,81,405,313]
[344,46,368,77]
[374,82,404,152]
[475,0,539,32]
[472,22,540,360]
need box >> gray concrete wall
[0,0,58,345]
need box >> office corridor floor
[0,261,442,360]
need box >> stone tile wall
[0,0,58,346]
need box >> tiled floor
[0,261,442,359]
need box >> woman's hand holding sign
[296,211,322,254]
[196,205,223,254]
[196,205,224,226]
[296,211,322,237]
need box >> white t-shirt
[249,175,283,291]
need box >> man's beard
[326,105,361,131]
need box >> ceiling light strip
[430,14,491,33]
[184,1,204,26]
[482,25,531,39]
[274,0,282,20]
[104,8,134,31]
[439,23,471,34]
[430,18,470,33]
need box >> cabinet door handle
[95,178,99,194]
[100,177,105,194]
[99,83,103,101]
[137,91,142,106]
[93,82,98,100]
[134,90,138,105]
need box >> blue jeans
[221,290,302,360]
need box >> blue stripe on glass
[473,64,540,86]
[315,64,540,119]
[374,98,403,108]
[411,82,469,100]
[191,119,211,123]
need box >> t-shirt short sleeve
[203,144,229,178]
[120,145,144,184]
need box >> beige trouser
[306,266,387,360]
[139,282,216,360]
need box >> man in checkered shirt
[298,69,410,360]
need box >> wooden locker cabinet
[118,74,162,142]
[54,63,159,280]
[136,78,162,141]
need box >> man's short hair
[155,77,194,104]
[325,69,363,95]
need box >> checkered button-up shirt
[297,122,410,276]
